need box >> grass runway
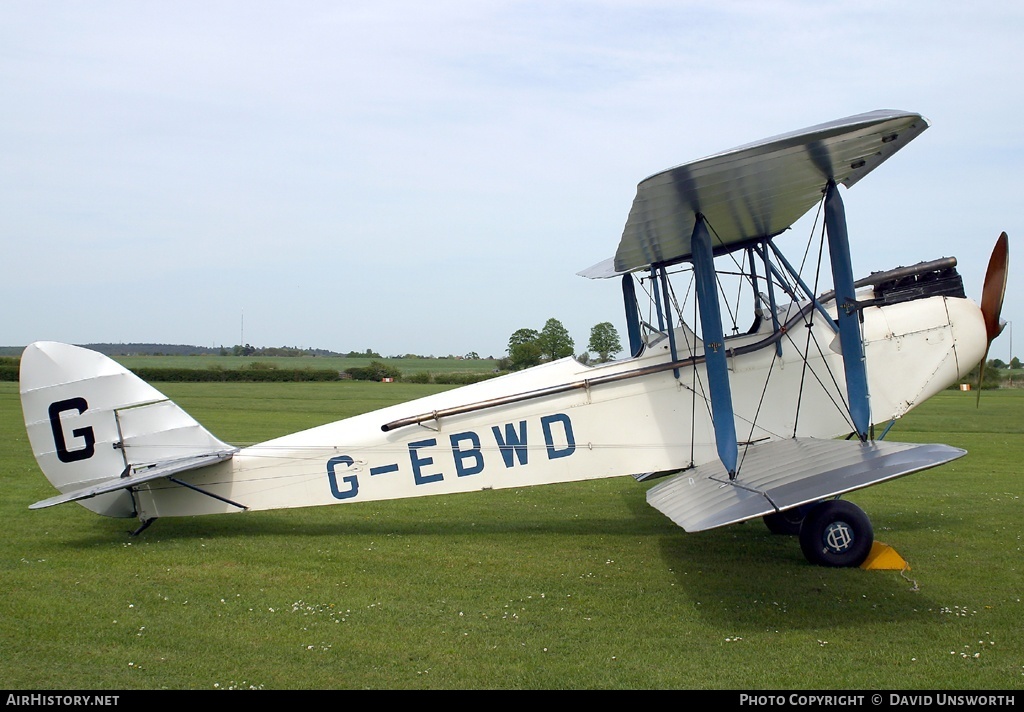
[1,382,1021,689]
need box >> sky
[2,1,1021,360]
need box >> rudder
[19,342,233,517]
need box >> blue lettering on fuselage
[492,420,528,467]
[326,412,577,500]
[409,438,443,485]
[540,413,575,459]
[450,431,484,477]
[327,455,358,499]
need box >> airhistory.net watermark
[6,696,119,707]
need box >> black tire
[763,508,805,535]
[798,500,873,567]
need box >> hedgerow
[128,367,340,382]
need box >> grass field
[1,381,1021,690]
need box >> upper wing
[580,110,929,278]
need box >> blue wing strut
[824,180,870,440]
[691,215,739,477]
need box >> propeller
[976,231,1009,406]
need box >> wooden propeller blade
[977,232,1009,407]
[981,232,1009,342]
[976,345,988,408]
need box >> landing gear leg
[130,518,157,536]
[763,506,809,535]
[798,500,873,567]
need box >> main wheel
[798,500,873,567]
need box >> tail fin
[19,342,235,517]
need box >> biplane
[19,109,1009,567]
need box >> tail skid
[19,342,236,518]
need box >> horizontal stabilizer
[646,438,964,532]
[29,449,237,510]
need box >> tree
[506,319,575,370]
[1011,356,1021,370]
[588,322,622,362]
[538,318,574,362]
[507,328,542,370]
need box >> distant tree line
[227,344,380,358]
[988,357,1022,370]
[64,343,348,358]
[4,352,1024,390]
[11,343,490,360]
[0,356,18,380]
[498,318,623,371]
[955,358,1024,390]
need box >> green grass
[1,383,1021,689]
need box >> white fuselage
[129,292,986,520]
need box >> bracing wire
[792,211,828,436]
[789,197,861,437]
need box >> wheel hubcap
[823,520,854,553]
